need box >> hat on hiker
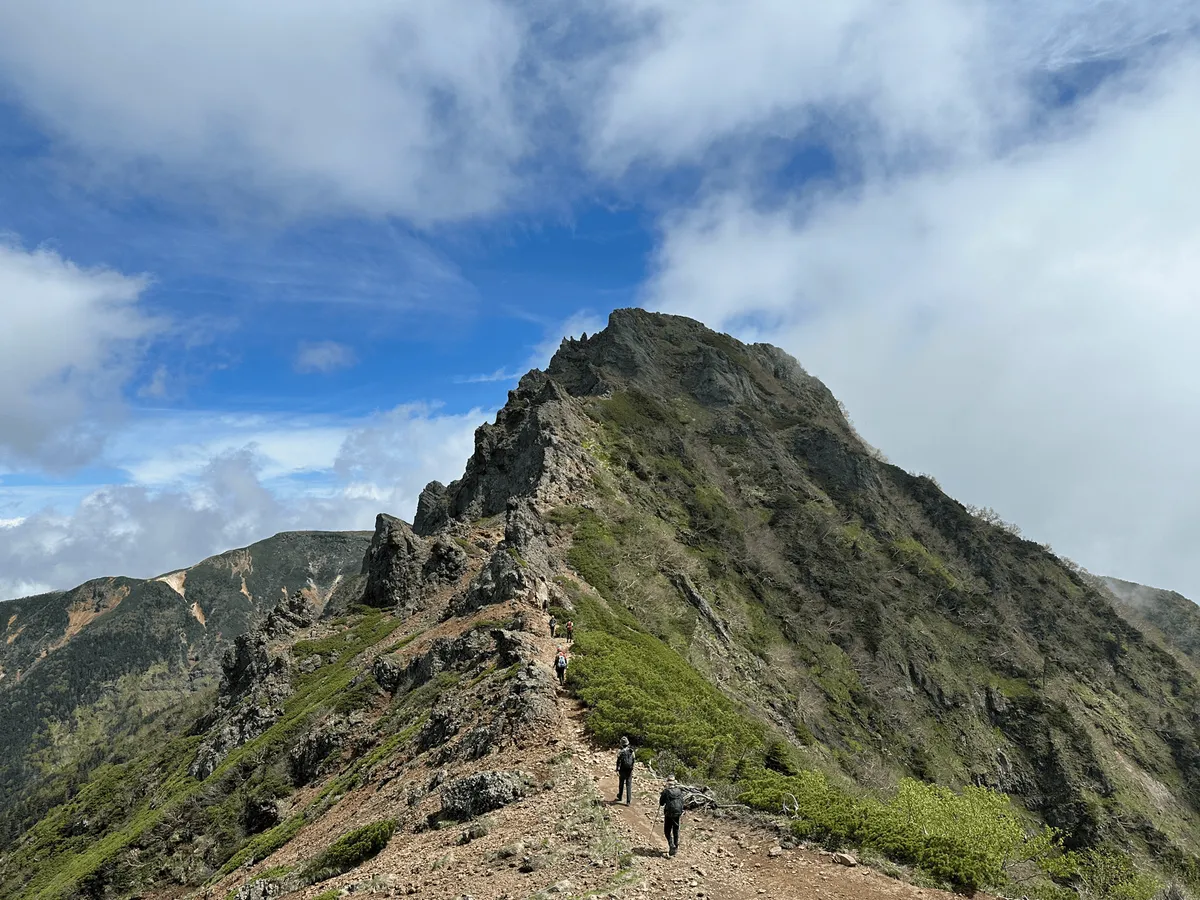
[666,776,676,785]
[620,736,629,748]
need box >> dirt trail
[536,627,964,900]
[210,612,974,900]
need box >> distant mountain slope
[0,530,370,841]
[1103,576,1200,667]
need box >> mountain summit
[3,309,1198,899]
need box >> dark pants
[664,814,680,855]
[617,769,632,804]
[556,666,566,685]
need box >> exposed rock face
[418,696,466,752]
[190,703,280,781]
[360,516,472,616]
[423,538,469,586]
[262,591,314,640]
[449,547,528,618]
[190,594,300,780]
[413,481,451,534]
[289,715,356,786]
[498,659,559,740]
[412,376,596,537]
[362,515,430,614]
[440,771,526,821]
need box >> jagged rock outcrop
[289,714,361,785]
[439,771,527,821]
[262,591,314,639]
[190,595,299,779]
[374,628,496,696]
[360,515,471,616]
[498,658,559,740]
[412,375,596,537]
[362,515,430,614]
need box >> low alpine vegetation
[300,819,396,885]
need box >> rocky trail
[209,615,977,900]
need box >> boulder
[440,771,526,820]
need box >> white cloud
[644,47,1200,597]
[587,0,1200,172]
[0,240,154,467]
[295,341,357,374]
[457,367,523,384]
[0,0,531,223]
[0,404,483,599]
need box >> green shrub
[567,590,761,778]
[1073,849,1160,900]
[300,819,396,884]
[738,769,1063,892]
[565,513,619,599]
[332,675,381,714]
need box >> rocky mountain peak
[415,308,859,537]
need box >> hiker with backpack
[659,776,686,857]
[548,615,558,638]
[565,620,574,642]
[553,647,568,686]
[615,736,635,805]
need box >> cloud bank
[644,49,1200,596]
[0,240,153,467]
[0,0,531,223]
[0,404,482,599]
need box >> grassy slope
[538,320,1200,893]
[0,608,402,899]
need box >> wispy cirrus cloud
[295,340,357,374]
[456,367,522,384]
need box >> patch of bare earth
[46,581,129,653]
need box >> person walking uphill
[553,647,568,686]
[659,777,685,857]
[615,736,635,805]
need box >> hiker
[615,736,635,806]
[548,614,558,638]
[659,776,685,857]
[554,647,568,686]
[566,620,574,642]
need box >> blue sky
[1,1,1199,601]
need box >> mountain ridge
[3,308,1199,899]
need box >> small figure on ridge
[659,776,685,857]
[554,646,568,686]
[615,736,635,806]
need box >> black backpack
[664,787,685,818]
[618,746,635,772]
